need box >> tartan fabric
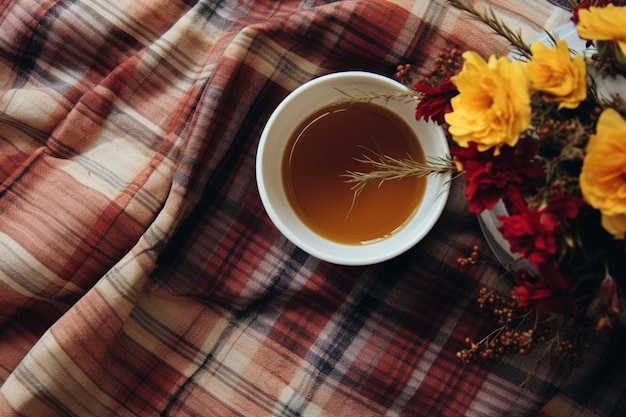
[0,0,624,416]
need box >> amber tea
[282,102,426,245]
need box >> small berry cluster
[534,117,580,140]
[457,285,592,371]
[591,51,624,77]
[394,46,463,88]
[529,105,602,200]
[415,46,463,87]
[394,63,414,85]
[457,287,537,363]
[549,322,592,372]
[457,245,479,267]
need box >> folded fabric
[0,0,623,416]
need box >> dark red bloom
[413,79,458,125]
[512,265,577,316]
[451,138,543,214]
[498,193,584,268]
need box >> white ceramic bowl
[256,71,450,265]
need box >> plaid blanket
[0,0,624,416]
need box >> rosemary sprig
[342,146,457,200]
[447,0,532,59]
[333,87,420,105]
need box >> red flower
[413,79,458,125]
[498,193,584,268]
[512,265,577,316]
[451,138,543,213]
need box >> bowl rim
[256,70,450,265]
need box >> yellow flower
[580,108,626,239]
[445,51,531,154]
[525,40,586,109]
[577,5,626,57]
[601,214,626,240]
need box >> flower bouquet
[343,0,626,368]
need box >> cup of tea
[256,71,450,265]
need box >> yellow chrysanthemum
[444,51,531,154]
[577,4,626,57]
[580,108,626,239]
[601,214,626,240]
[526,40,587,109]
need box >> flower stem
[342,147,456,198]
[333,87,420,104]
[446,0,532,59]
